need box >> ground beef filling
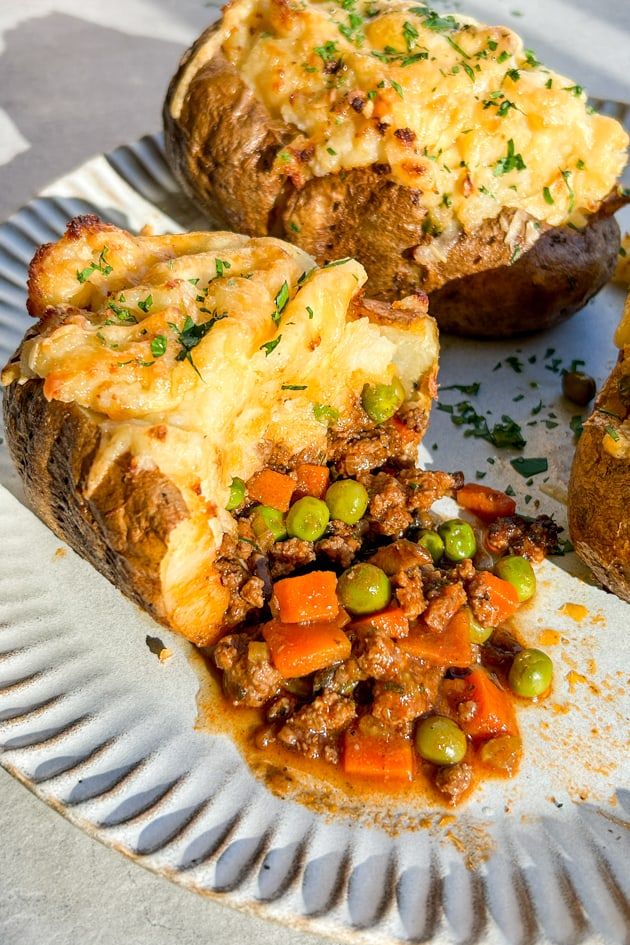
[211,428,556,804]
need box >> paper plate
[0,131,628,945]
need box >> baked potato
[568,297,630,602]
[163,0,629,337]
[1,216,439,645]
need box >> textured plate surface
[0,132,629,945]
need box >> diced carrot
[390,416,418,446]
[294,463,330,499]
[247,468,295,511]
[454,668,518,740]
[350,605,410,639]
[472,571,520,626]
[400,608,473,666]
[343,728,415,782]
[456,483,516,522]
[273,570,339,623]
[263,618,351,678]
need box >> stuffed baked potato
[164,0,629,337]
[1,216,439,645]
[568,299,630,602]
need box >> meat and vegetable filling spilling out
[211,384,559,804]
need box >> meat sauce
[207,411,560,806]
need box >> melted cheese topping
[216,0,628,234]
[6,224,436,550]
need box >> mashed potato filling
[218,0,628,235]
[7,223,434,526]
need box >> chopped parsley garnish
[306,306,314,319]
[138,293,153,313]
[524,48,540,67]
[561,170,575,213]
[187,277,200,286]
[415,10,461,32]
[505,354,523,374]
[77,246,113,283]
[461,61,475,82]
[281,384,307,391]
[272,281,290,324]
[604,425,620,442]
[510,456,548,477]
[487,40,498,51]
[576,159,585,170]
[150,335,167,358]
[402,20,419,50]
[260,336,282,357]
[510,244,522,265]
[215,258,231,278]
[475,470,486,480]
[326,146,337,155]
[570,415,584,437]
[168,313,227,377]
[289,221,300,233]
[277,149,292,164]
[314,40,339,62]
[441,193,453,208]
[497,50,510,63]
[494,138,526,176]
[479,185,496,199]
[505,68,520,82]
[505,484,516,497]
[545,77,553,88]
[391,80,404,98]
[446,401,526,448]
[313,403,340,425]
[441,381,480,395]
[105,300,137,325]
[543,186,554,205]
[563,84,583,97]
[446,35,469,58]
[322,257,352,268]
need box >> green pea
[337,563,391,615]
[437,519,477,561]
[325,479,369,525]
[415,716,467,766]
[251,505,287,542]
[465,607,493,644]
[494,555,536,602]
[418,529,444,564]
[361,376,406,424]
[508,648,553,698]
[286,496,330,541]
[226,476,246,511]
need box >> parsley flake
[150,335,167,358]
[260,335,282,357]
[510,456,548,477]
[168,313,227,377]
[494,138,526,176]
[138,293,153,314]
[77,246,113,283]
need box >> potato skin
[163,33,625,338]
[428,213,621,337]
[568,352,630,602]
[2,376,189,628]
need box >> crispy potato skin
[164,34,625,337]
[2,376,189,627]
[568,352,630,602]
[429,214,621,337]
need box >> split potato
[163,0,628,337]
[1,216,439,644]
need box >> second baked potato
[164,0,629,336]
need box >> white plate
[0,132,629,945]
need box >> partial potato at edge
[568,352,630,603]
